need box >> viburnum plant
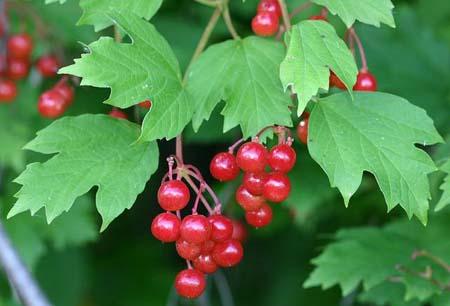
[3,0,450,303]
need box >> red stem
[192,183,205,214]
[182,174,214,215]
[289,2,312,19]
[228,138,245,154]
[350,28,368,71]
[176,135,184,165]
[184,169,221,210]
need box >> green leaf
[8,114,158,231]
[359,282,421,306]
[78,0,162,31]
[0,108,28,172]
[305,216,450,301]
[61,10,192,141]
[309,92,442,224]
[435,160,450,211]
[187,36,292,137]
[311,0,395,28]
[280,21,357,116]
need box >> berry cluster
[251,0,281,37]
[150,157,246,299]
[210,127,296,228]
[108,99,152,120]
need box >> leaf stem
[176,135,184,165]
[183,7,222,83]
[221,3,240,40]
[277,0,291,31]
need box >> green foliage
[311,0,395,28]
[280,20,357,115]
[77,0,162,31]
[45,0,66,4]
[61,10,192,142]
[435,159,450,211]
[187,36,292,137]
[0,109,28,172]
[309,92,442,224]
[305,216,450,304]
[8,114,158,231]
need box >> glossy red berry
[245,203,273,228]
[7,34,33,59]
[212,239,243,267]
[176,239,201,260]
[353,70,377,91]
[175,269,206,299]
[257,0,281,17]
[109,108,128,119]
[54,82,74,106]
[151,212,181,242]
[193,254,218,274]
[0,79,17,103]
[180,214,211,244]
[329,71,346,89]
[263,172,291,203]
[208,215,233,242]
[157,180,190,211]
[231,220,247,242]
[38,90,66,118]
[200,240,215,255]
[7,58,29,80]
[236,142,268,173]
[251,12,279,37]
[309,15,327,21]
[235,185,265,211]
[139,100,152,109]
[297,118,309,144]
[36,55,60,77]
[210,152,240,182]
[268,144,296,173]
[242,172,267,196]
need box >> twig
[289,1,312,19]
[277,0,291,31]
[221,4,240,40]
[412,250,450,273]
[349,28,368,71]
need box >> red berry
[36,55,60,77]
[109,108,128,119]
[251,12,279,37]
[180,214,211,244]
[0,79,17,103]
[212,239,243,267]
[151,212,181,242]
[242,172,267,196]
[157,180,190,211]
[193,254,218,274]
[139,100,152,109]
[200,240,215,255]
[257,0,281,17]
[245,203,273,228]
[54,82,75,106]
[297,118,309,144]
[7,34,33,59]
[6,58,29,80]
[208,215,233,242]
[210,152,240,182]
[231,220,247,242]
[235,185,265,211]
[268,144,296,173]
[263,172,291,203]
[38,90,66,118]
[309,15,327,21]
[176,239,201,260]
[236,142,268,173]
[353,70,377,91]
[329,71,346,89]
[175,269,206,299]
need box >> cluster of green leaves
[305,215,450,305]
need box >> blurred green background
[0,0,449,305]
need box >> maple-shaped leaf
[280,21,357,116]
[186,36,292,137]
[305,216,450,301]
[60,10,192,142]
[311,0,395,28]
[8,114,158,231]
[435,159,450,211]
[78,0,162,31]
[308,92,442,224]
